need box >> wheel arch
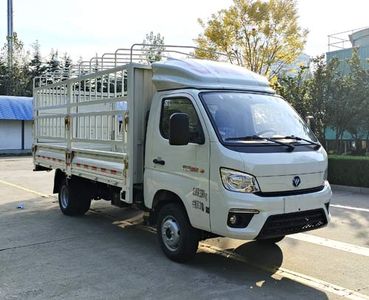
[150,189,189,225]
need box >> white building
[0,96,33,154]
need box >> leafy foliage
[277,51,369,154]
[0,34,74,96]
[195,0,308,78]
[276,65,310,120]
[61,53,73,79]
[46,49,61,74]
[328,155,369,187]
[0,33,32,96]
[141,31,165,63]
[0,32,166,96]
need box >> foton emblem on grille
[292,176,301,187]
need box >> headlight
[220,168,260,193]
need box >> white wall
[0,120,33,150]
[24,121,33,149]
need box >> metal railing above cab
[33,44,236,89]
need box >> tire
[157,203,199,263]
[58,177,91,216]
[257,235,285,244]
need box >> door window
[160,97,204,143]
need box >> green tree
[195,0,308,78]
[276,56,339,144]
[306,56,339,144]
[26,40,48,92]
[61,53,73,79]
[314,51,369,154]
[275,65,310,120]
[342,51,369,153]
[326,75,352,153]
[141,31,165,63]
[29,41,47,77]
[0,58,7,95]
[0,36,75,95]
[272,51,369,154]
[0,33,32,96]
[46,49,61,75]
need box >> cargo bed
[33,64,154,203]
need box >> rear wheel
[257,235,285,244]
[58,178,91,216]
[157,203,199,263]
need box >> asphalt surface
[0,157,369,299]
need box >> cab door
[147,92,210,231]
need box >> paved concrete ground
[0,157,369,299]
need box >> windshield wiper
[273,135,321,150]
[225,135,295,151]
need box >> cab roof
[151,59,274,93]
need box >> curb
[331,184,369,195]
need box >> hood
[240,150,327,193]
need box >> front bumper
[211,181,332,240]
[256,208,327,239]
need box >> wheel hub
[161,216,180,251]
[60,185,69,209]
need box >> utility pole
[7,0,14,95]
[7,0,14,70]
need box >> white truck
[33,45,331,262]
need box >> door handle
[153,158,165,165]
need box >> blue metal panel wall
[326,46,369,75]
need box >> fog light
[229,214,237,225]
[227,211,255,228]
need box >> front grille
[254,185,324,197]
[256,209,327,239]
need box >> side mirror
[169,113,190,146]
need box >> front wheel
[58,178,91,216]
[157,203,199,263]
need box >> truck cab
[144,59,331,260]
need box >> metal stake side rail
[33,63,152,204]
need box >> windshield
[201,92,317,144]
